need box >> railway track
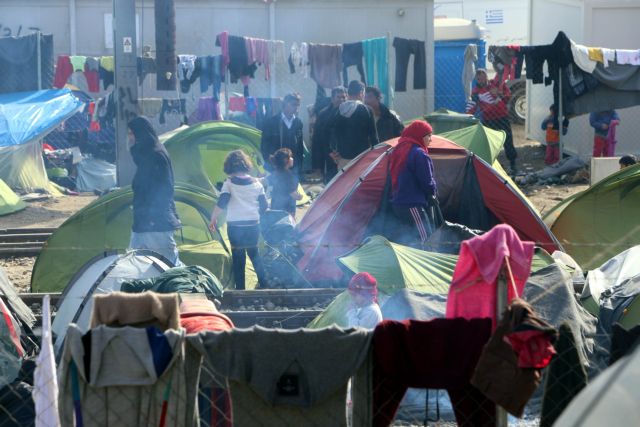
[19,288,342,329]
[0,227,54,257]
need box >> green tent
[544,164,640,270]
[424,108,479,134]
[308,235,555,328]
[439,123,505,165]
[31,184,232,292]
[163,121,310,205]
[0,179,25,216]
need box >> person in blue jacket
[388,120,438,248]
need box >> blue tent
[0,89,83,191]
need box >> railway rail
[0,227,54,257]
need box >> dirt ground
[0,124,589,292]
[0,194,97,292]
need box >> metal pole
[495,268,509,427]
[386,31,393,109]
[36,31,42,90]
[69,0,77,55]
[557,70,563,164]
[113,0,139,186]
[269,1,277,99]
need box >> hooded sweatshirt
[128,117,181,233]
[389,121,437,207]
[330,100,379,159]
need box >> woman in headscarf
[127,116,182,265]
[388,120,438,248]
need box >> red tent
[296,136,561,283]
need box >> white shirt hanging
[33,295,61,427]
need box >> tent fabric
[544,163,640,270]
[31,184,231,293]
[75,158,117,193]
[337,235,457,295]
[424,108,479,134]
[0,89,83,148]
[439,123,505,164]
[553,342,640,427]
[163,120,310,206]
[0,178,25,216]
[50,251,171,355]
[121,265,224,299]
[297,136,560,284]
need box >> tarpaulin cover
[0,89,83,147]
[75,158,117,192]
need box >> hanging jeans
[342,42,366,87]
[159,98,187,124]
[393,37,427,91]
[363,38,388,100]
[227,223,266,290]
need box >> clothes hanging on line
[393,37,426,92]
[488,45,523,83]
[137,56,157,85]
[245,37,271,79]
[308,43,343,89]
[268,39,287,65]
[198,55,223,100]
[289,42,309,77]
[217,33,258,84]
[342,41,366,87]
[462,44,478,100]
[159,98,187,124]
[616,49,640,65]
[372,318,494,427]
[177,54,199,93]
[53,55,73,89]
[69,55,86,72]
[362,37,389,100]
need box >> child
[590,110,620,157]
[267,148,302,218]
[209,150,267,290]
[540,104,569,165]
[619,154,637,170]
[346,272,383,329]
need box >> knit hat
[348,272,378,303]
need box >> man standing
[466,69,518,173]
[364,86,404,142]
[261,93,304,178]
[329,80,379,169]
[312,86,346,182]
[127,117,182,266]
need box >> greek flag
[485,9,504,24]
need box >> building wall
[0,0,435,134]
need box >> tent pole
[557,70,563,164]
[495,267,509,427]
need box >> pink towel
[445,224,535,326]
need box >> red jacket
[467,78,511,121]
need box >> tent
[31,183,232,293]
[553,343,640,427]
[0,178,25,216]
[424,109,479,134]
[296,136,561,284]
[51,250,172,355]
[544,163,640,270]
[0,89,83,192]
[439,123,505,165]
[162,121,310,205]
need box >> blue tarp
[0,89,83,147]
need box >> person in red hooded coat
[388,120,438,248]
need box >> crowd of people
[125,70,636,291]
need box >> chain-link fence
[0,320,626,427]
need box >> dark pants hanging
[484,117,517,165]
[342,42,366,87]
[393,38,426,91]
[227,224,265,290]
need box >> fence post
[495,268,509,427]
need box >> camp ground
[3,1,640,425]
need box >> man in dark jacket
[312,86,346,182]
[261,93,304,178]
[329,80,379,169]
[364,86,404,142]
[127,116,182,265]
